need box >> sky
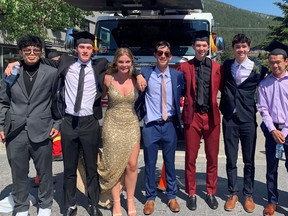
[217,0,284,17]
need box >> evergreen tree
[266,0,288,44]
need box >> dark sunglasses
[22,49,41,55]
[156,51,171,57]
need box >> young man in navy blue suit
[135,41,184,215]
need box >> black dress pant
[61,114,100,207]
[222,114,257,196]
[6,129,53,213]
[261,122,288,204]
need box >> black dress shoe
[88,205,103,216]
[186,195,197,211]
[65,206,77,216]
[206,194,218,210]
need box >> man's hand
[136,74,147,92]
[271,130,285,144]
[0,131,5,143]
[50,128,59,139]
[5,61,20,76]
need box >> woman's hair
[106,48,134,75]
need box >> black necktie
[197,64,204,106]
[74,64,86,113]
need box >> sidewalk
[0,115,287,215]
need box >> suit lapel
[170,69,177,103]
[189,60,196,93]
[17,67,29,99]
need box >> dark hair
[17,35,43,50]
[154,41,171,53]
[232,33,251,47]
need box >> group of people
[0,29,287,216]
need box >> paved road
[0,114,287,216]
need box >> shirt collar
[76,59,92,69]
[155,66,170,78]
[234,58,254,70]
[272,71,288,80]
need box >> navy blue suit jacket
[135,66,184,130]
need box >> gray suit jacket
[0,63,61,143]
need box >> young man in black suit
[220,33,268,213]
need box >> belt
[150,116,177,125]
[65,113,94,120]
[274,122,285,130]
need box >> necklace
[25,70,38,81]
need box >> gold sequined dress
[98,84,140,191]
[77,81,140,208]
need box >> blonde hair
[106,48,134,75]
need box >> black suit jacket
[219,59,268,122]
[43,55,108,119]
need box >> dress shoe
[88,205,103,216]
[206,194,218,210]
[263,203,277,216]
[143,200,155,215]
[168,198,180,212]
[244,196,255,213]
[65,206,77,216]
[186,195,197,211]
[224,194,238,211]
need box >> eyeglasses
[156,51,171,58]
[22,49,41,55]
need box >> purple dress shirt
[257,71,288,137]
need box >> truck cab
[94,10,214,69]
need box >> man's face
[233,42,250,61]
[268,54,288,78]
[154,45,172,69]
[76,43,93,63]
[19,46,42,65]
[193,41,209,60]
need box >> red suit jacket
[178,58,223,126]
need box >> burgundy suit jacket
[178,58,223,126]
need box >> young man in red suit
[177,31,223,211]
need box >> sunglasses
[22,49,41,55]
[156,51,171,57]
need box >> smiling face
[116,54,133,74]
[154,45,172,71]
[193,40,209,61]
[76,43,94,63]
[268,54,288,78]
[19,46,42,66]
[233,42,250,63]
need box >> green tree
[266,0,288,44]
[0,0,92,42]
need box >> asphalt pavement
[0,113,288,216]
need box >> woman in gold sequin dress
[95,48,140,216]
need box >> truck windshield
[95,19,209,56]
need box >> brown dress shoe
[244,196,255,213]
[224,195,238,211]
[263,203,277,216]
[168,199,180,212]
[143,200,155,215]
